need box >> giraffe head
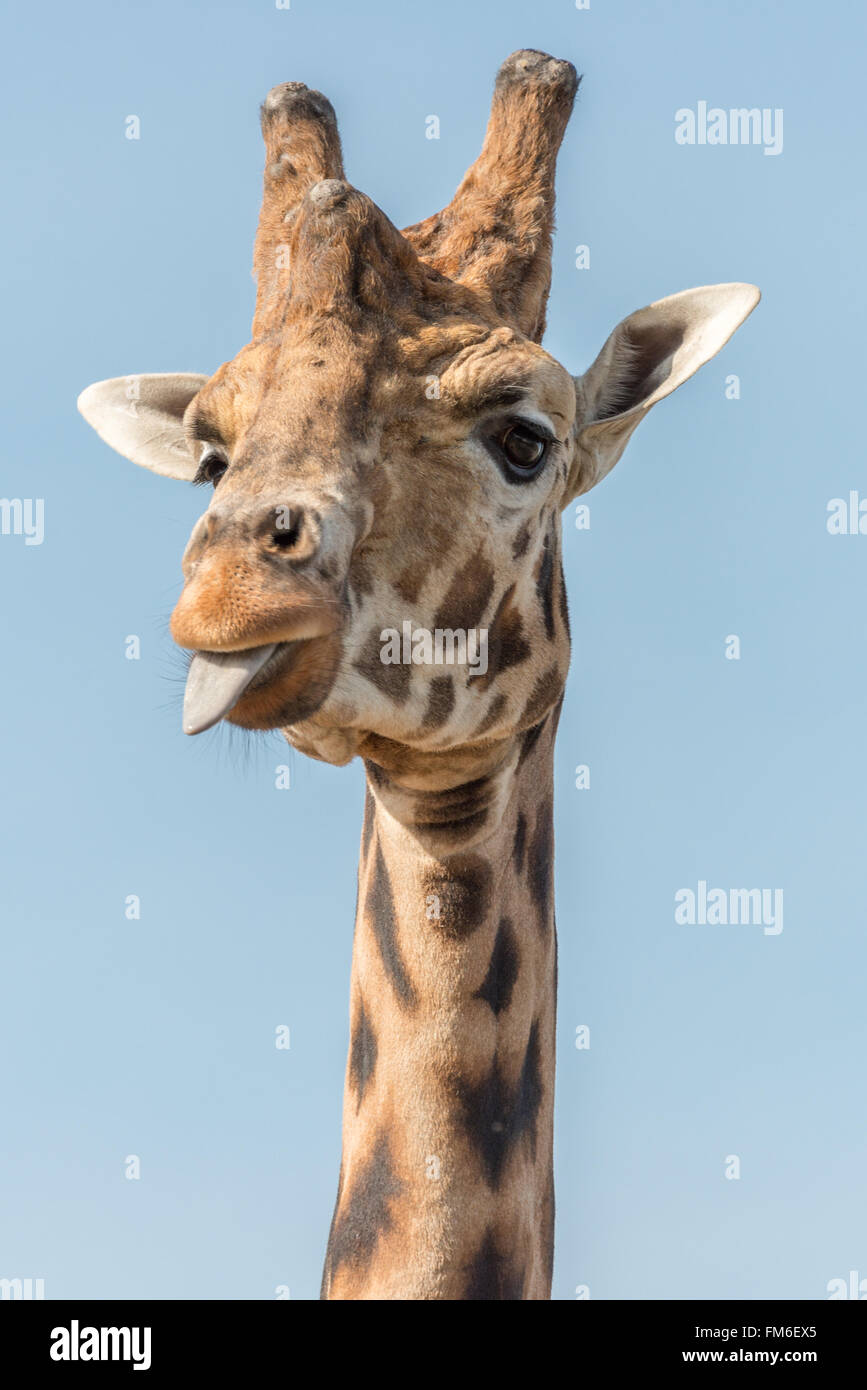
[79,51,758,782]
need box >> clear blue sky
[1,0,865,1300]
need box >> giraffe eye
[194,451,228,488]
[497,423,550,479]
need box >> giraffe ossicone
[77,49,759,1299]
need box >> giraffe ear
[565,283,760,503]
[77,373,209,481]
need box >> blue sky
[1,0,865,1299]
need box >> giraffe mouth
[182,634,341,734]
[183,644,281,734]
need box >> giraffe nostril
[271,518,302,549]
[240,503,321,562]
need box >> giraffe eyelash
[192,448,229,487]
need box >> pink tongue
[183,645,277,735]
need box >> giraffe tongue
[183,645,278,735]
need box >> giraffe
[77,50,759,1300]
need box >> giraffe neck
[321,711,558,1300]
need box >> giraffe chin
[223,632,342,732]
